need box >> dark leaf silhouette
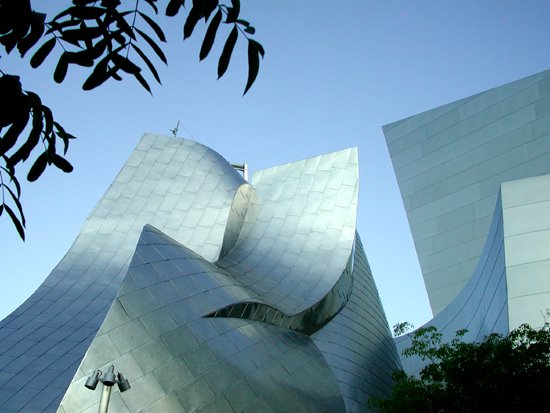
[3,204,25,240]
[54,52,69,83]
[27,152,48,182]
[131,43,161,83]
[226,0,240,23]
[244,39,263,95]
[166,0,184,17]
[217,25,237,78]
[67,6,106,20]
[112,54,141,74]
[30,37,56,68]
[0,112,30,157]
[138,11,166,42]
[17,12,46,57]
[144,0,159,14]
[0,0,263,239]
[200,9,222,61]
[82,56,111,90]
[52,154,73,173]
[135,28,167,64]
[183,6,203,39]
[134,71,152,93]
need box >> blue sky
[2,1,550,330]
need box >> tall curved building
[384,69,550,373]
[0,135,399,412]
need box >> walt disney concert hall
[1,70,550,412]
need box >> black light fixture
[84,365,131,413]
[117,372,131,393]
[84,370,101,390]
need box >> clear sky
[2,1,550,330]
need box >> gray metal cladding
[395,193,509,375]
[0,135,399,412]
[383,69,550,315]
[217,148,359,315]
[0,135,246,412]
[59,225,347,413]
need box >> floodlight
[102,365,116,386]
[117,372,131,393]
[84,363,130,412]
[84,370,101,390]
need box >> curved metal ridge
[205,242,355,335]
[217,147,359,315]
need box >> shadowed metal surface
[0,135,400,412]
[0,135,245,412]
[58,226,347,413]
[217,148,359,315]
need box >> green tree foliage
[370,323,550,412]
[0,0,263,239]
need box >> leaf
[67,6,106,20]
[236,19,249,27]
[166,0,183,16]
[52,154,73,173]
[8,98,42,165]
[200,9,221,61]
[202,0,219,23]
[54,121,76,155]
[112,53,141,74]
[226,0,240,23]
[0,111,30,157]
[244,26,255,35]
[133,71,152,94]
[27,152,48,182]
[138,11,166,42]
[17,11,46,57]
[42,105,54,137]
[0,31,20,54]
[244,39,262,95]
[131,43,161,83]
[4,204,25,240]
[1,162,21,198]
[89,38,108,59]
[66,51,94,67]
[30,37,56,68]
[82,56,111,90]
[111,29,126,46]
[54,52,69,83]
[61,26,103,42]
[217,25,237,78]
[5,185,25,226]
[113,10,136,40]
[183,5,203,39]
[135,28,167,64]
[144,0,159,14]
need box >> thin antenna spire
[170,120,180,137]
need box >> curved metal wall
[395,192,509,375]
[384,69,550,315]
[0,135,245,412]
[59,226,347,413]
[0,135,400,412]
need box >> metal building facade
[0,135,399,412]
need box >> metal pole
[98,384,112,413]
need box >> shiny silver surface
[386,71,550,375]
[0,135,399,412]
[396,174,550,374]
[384,69,550,315]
